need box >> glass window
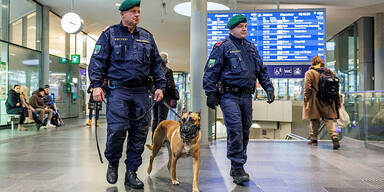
[8,44,40,94]
[27,12,37,49]
[49,12,66,58]
[326,23,360,93]
[10,19,22,45]
[9,0,40,50]
[0,0,9,40]
[0,42,8,101]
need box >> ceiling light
[174,2,230,17]
[115,3,121,7]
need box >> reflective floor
[0,118,383,192]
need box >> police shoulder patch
[93,45,101,54]
[208,59,216,68]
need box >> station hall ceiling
[35,0,384,71]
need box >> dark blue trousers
[219,93,252,169]
[104,87,151,172]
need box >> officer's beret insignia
[208,59,216,67]
[119,0,141,11]
[94,45,101,54]
[227,14,247,29]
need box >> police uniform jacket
[203,34,274,95]
[88,22,166,89]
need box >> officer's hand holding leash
[207,92,220,109]
[267,91,275,104]
[154,89,164,102]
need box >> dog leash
[161,100,182,120]
[95,101,104,164]
[94,97,156,164]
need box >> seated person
[43,85,55,110]
[29,88,55,128]
[6,85,42,131]
[43,85,61,127]
[19,85,43,126]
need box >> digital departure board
[207,9,326,63]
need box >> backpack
[314,68,340,105]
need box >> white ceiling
[35,0,384,71]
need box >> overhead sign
[71,55,80,64]
[266,65,310,78]
[207,9,326,62]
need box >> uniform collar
[119,21,140,34]
[229,34,245,45]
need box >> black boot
[231,168,250,185]
[106,162,119,184]
[230,167,249,178]
[332,138,340,150]
[125,170,144,189]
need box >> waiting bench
[0,100,21,135]
[0,114,20,135]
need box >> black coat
[87,86,95,109]
[5,89,24,114]
[163,66,175,100]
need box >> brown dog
[146,112,201,192]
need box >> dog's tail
[145,144,153,151]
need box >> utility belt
[218,83,255,95]
[108,78,151,90]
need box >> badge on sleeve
[208,59,216,67]
[94,45,101,54]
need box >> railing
[343,91,384,149]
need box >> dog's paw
[172,179,180,185]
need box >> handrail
[285,133,307,140]
[344,90,384,94]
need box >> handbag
[337,104,350,128]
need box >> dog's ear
[196,110,201,118]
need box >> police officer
[203,14,275,185]
[88,0,166,189]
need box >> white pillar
[190,0,208,144]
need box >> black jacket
[163,66,175,99]
[87,86,95,104]
[5,89,22,114]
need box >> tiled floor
[0,118,383,192]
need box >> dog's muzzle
[180,123,200,144]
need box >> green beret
[227,14,247,29]
[119,0,141,11]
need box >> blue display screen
[207,10,325,62]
